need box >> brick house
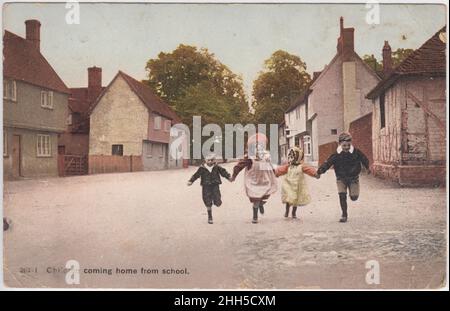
[367,26,446,186]
[3,20,69,179]
[307,17,381,165]
[59,67,105,156]
[57,67,105,175]
[88,71,184,173]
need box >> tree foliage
[363,48,415,72]
[252,50,311,125]
[144,44,250,125]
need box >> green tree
[252,50,311,125]
[363,54,383,72]
[392,48,414,67]
[363,48,414,72]
[144,44,250,124]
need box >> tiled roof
[394,26,446,75]
[68,87,105,133]
[3,30,70,94]
[90,71,181,123]
[367,26,446,99]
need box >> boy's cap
[338,132,352,143]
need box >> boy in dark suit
[316,132,370,223]
[187,154,232,224]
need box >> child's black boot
[292,206,298,218]
[207,210,213,224]
[259,201,265,215]
[339,193,348,223]
[252,203,259,224]
[284,204,290,218]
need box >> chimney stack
[313,71,322,80]
[382,41,393,76]
[336,17,355,61]
[88,66,102,103]
[25,19,41,51]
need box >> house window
[3,80,17,101]
[146,143,153,157]
[331,129,338,135]
[154,116,161,130]
[380,92,386,129]
[303,136,312,156]
[36,134,51,157]
[41,90,54,109]
[159,144,165,158]
[164,120,171,132]
[295,107,300,119]
[67,114,73,126]
[3,130,7,157]
[112,144,124,156]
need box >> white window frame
[3,130,8,157]
[159,144,164,158]
[154,116,161,130]
[36,134,51,157]
[164,120,171,132]
[67,114,73,126]
[303,135,312,156]
[3,80,17,101]
[40,90,54,109]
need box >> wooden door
[12,135,21,178]
[58,146,66,176]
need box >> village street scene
[2,3,447,289]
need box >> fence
[89,155,143,174]
[59,155,89,176]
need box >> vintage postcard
[1,0,448,291]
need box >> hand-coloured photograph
[1,1,448,290]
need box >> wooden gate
[63,155,88,176]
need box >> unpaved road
[2,163,447,289]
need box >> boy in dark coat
[187,154,232,224]
[316,132,370,223]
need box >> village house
[306,17,381,165]
[366,26,446,186]
[278,121,287,164]
[284,89,313,163]
[3,20,69,179]
[57,67,105,176]
[88,70,185,174]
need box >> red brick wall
[349,113,373,165]
[373,163,446,187]
[319,141,338,165]
[58,133,89,156]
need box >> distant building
[278,121,287,164]
[307,17,380,164]
[367,26,446,186]
[3,20,69,179]
[284,90,312,163]
[59,67,105,157]
[88,71,185,174]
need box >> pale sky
[2,2,447,98]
